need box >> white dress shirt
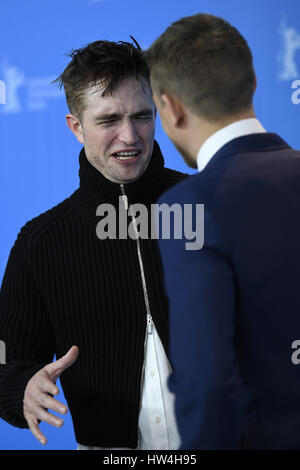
[138,321,180,450]
[77,320,180,450]
[197,118,266,173]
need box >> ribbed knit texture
[0,141,188,447]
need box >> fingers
[38,373,60,396]
[25,406,65,445]
[26,415,47,445]
[39,392,68,416]
[23,346,78,445]
[24,393,66,445]
[34,406,64,428]
[45,346,79,382]
[24,370,69,445]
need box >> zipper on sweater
[120,185,174,373]
[120,184,153,333]
[120,183,153,445]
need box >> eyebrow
[94,108,154,121]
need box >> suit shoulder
[159,171,203,203]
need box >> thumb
[45,345,79,382]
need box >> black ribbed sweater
[0,142,188,448]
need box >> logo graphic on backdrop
[291,80,300,104]
[0,80,5,105]
[278,20,300,81]
[0,63,64,114]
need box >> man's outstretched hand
[23,345,79,445]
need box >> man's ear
[161,93,185,128]
[66,114,84,144]
[253,74,257,93]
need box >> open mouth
[111,150,141,162]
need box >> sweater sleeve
[0,228,56,428]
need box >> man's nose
[118,119,139,145]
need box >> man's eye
[98,120,116,126]
[135,115,152,120]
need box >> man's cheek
[145,123,156,141]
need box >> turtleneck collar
[68,140,166,221]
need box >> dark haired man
[146,14,300,449]
[0,40,187,450]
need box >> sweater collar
[73,140,165,215]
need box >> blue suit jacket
[158,133,300,449]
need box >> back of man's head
[54,39,149,120]
[146,13,256,122]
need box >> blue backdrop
[0,0,299,450]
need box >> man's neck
[187,110,256,163]
[196,116,266,173]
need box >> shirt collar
[196,118,266,172]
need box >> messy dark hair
[53,38,150,119]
